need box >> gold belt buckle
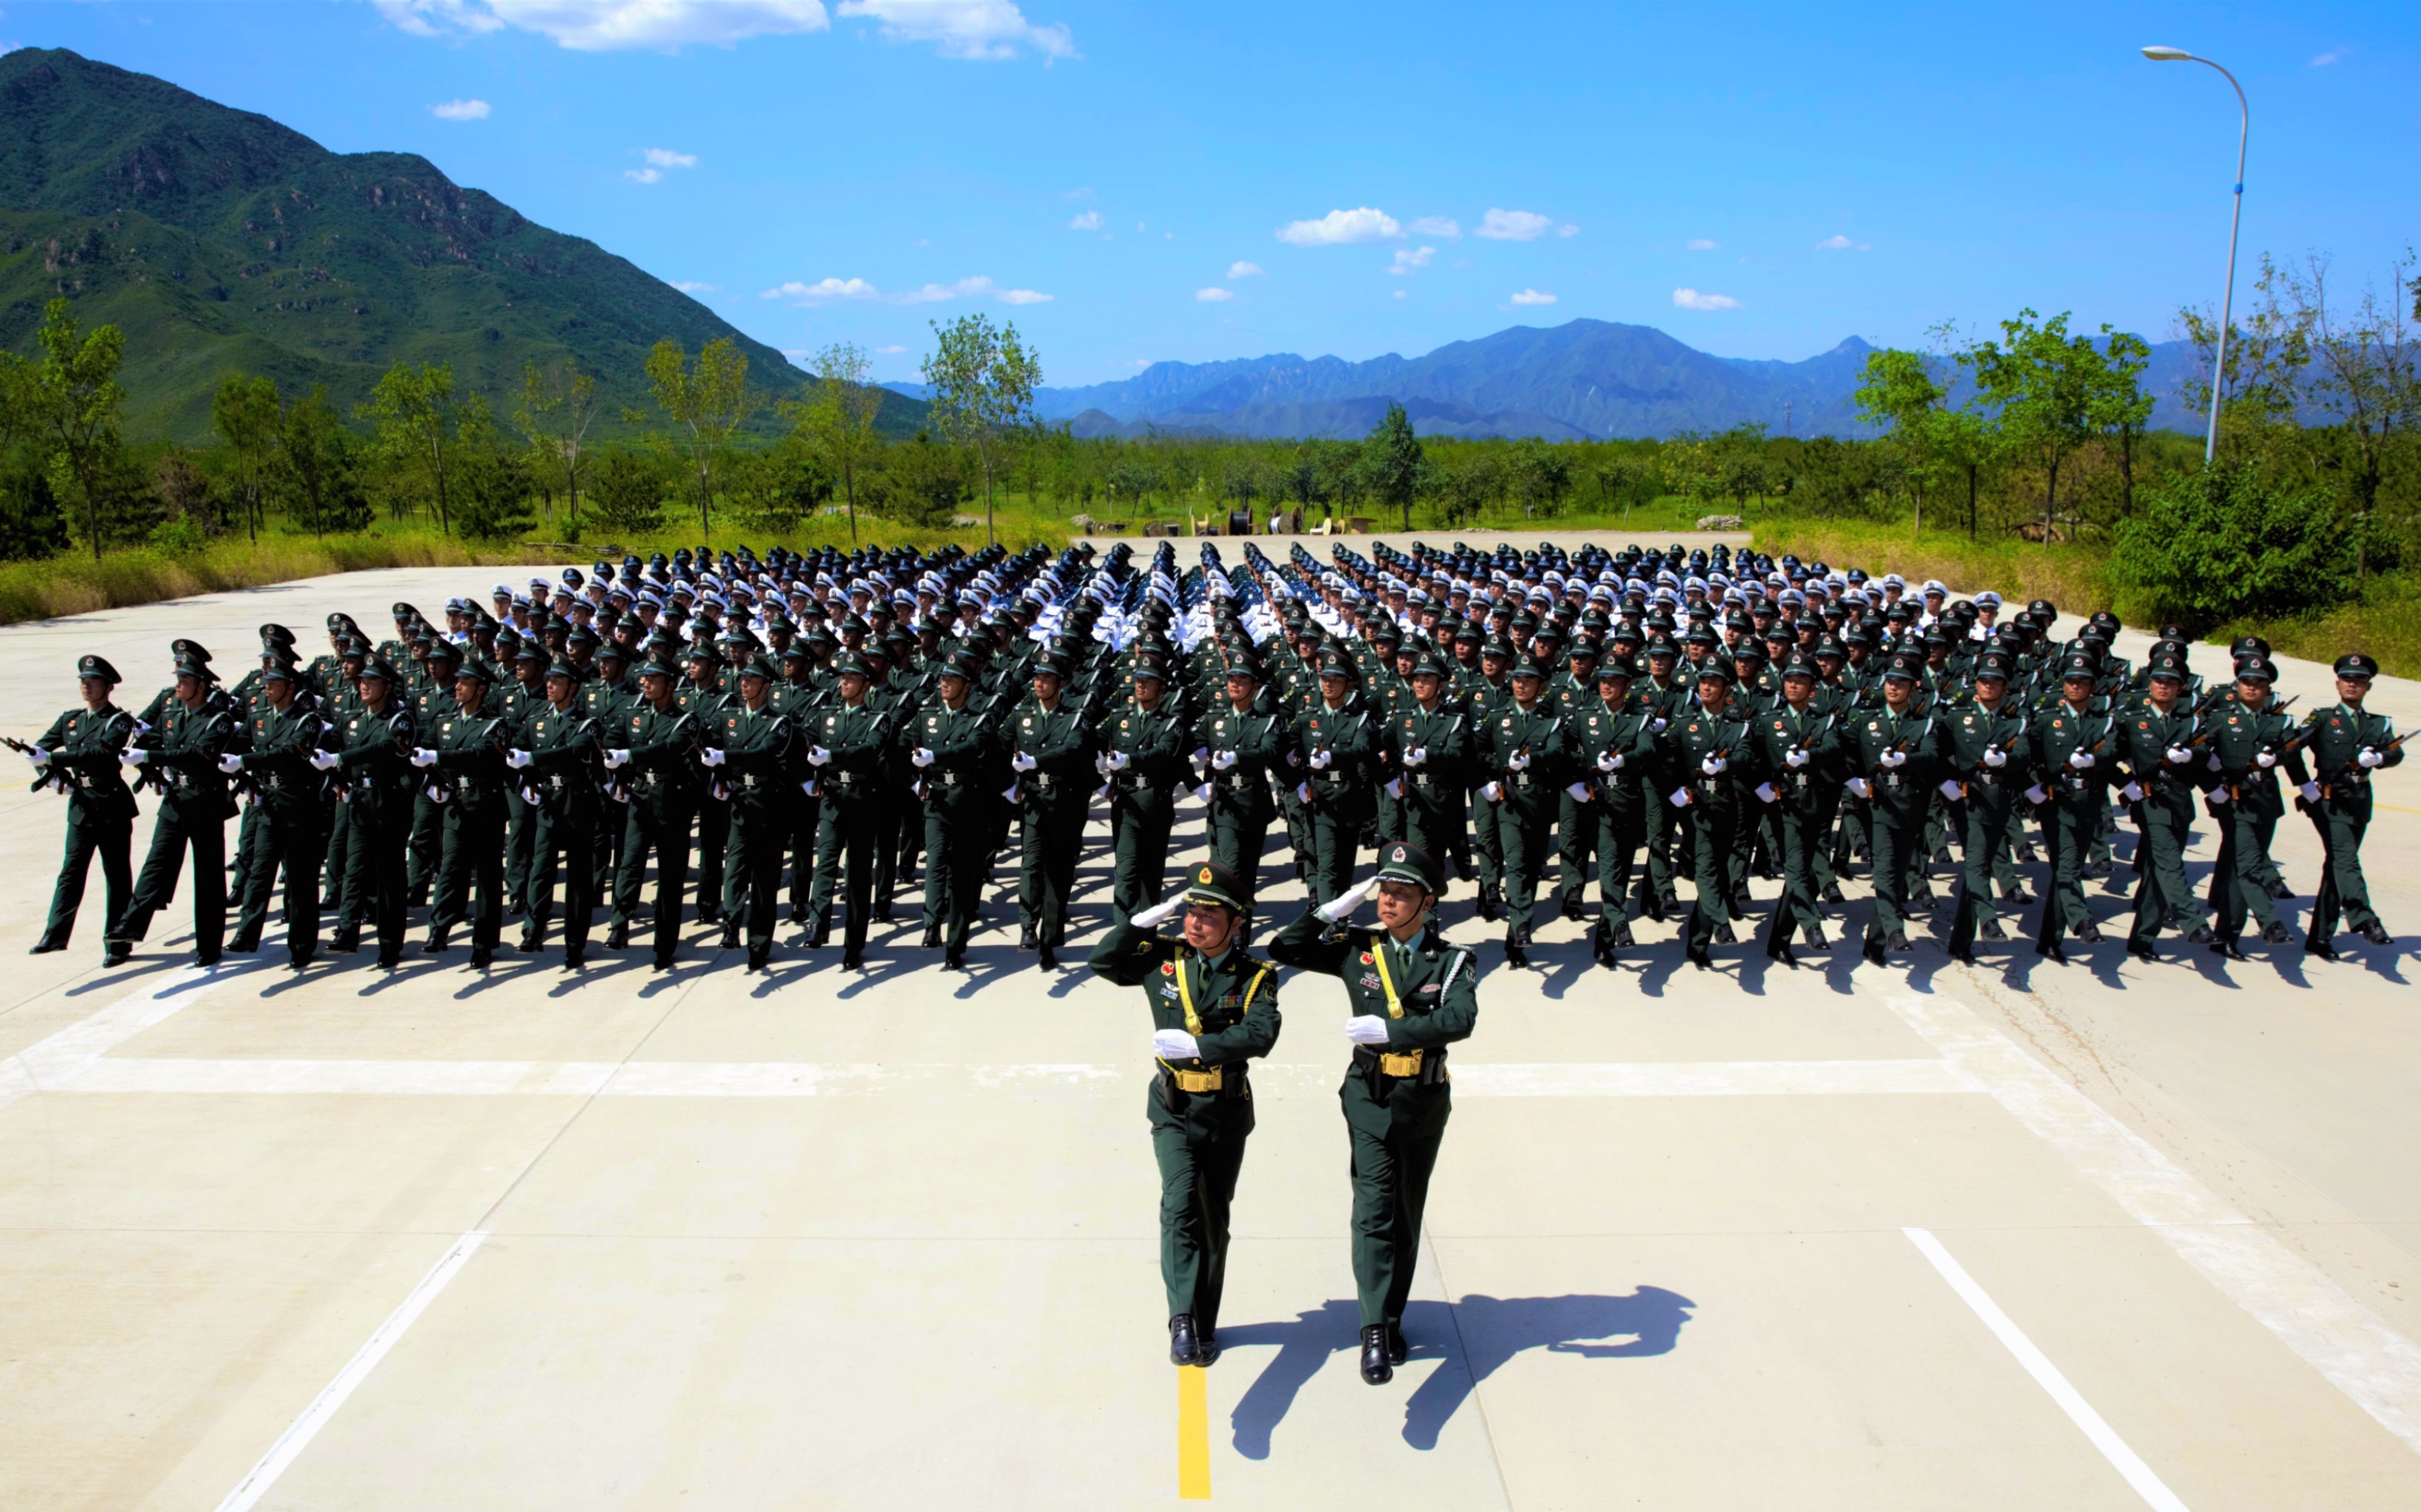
[1378,1050,1424,1077]
[1172,1067,1223,1093]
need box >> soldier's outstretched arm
[1195,968,1280,1061]
[1086,918,1174,984]
[1266,908,1352,976]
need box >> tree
[921,314,1040,547]
[2280,252,2420,581]
[24,299,127,562]
[452,442,537,544]
[2112,465,2363,634]
[643,336,756,542]
[786,342,885,545]
[277,386,369,537]
[360,360,466,535]
[588,449,668,538]
[1362,402,1426,529]
[514,359,602,535]
[864,431,971,528]
[2177,255,2312,465]
[1963,310,2105,541]
[1854,347,1948,533]
[212,372,282,543]
[726,438,834,537]
[2086,329,2154,518]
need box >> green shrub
[2111,465,2360,637]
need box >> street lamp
[2142,45,2248,465]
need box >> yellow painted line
[1177,1365,1212,1500]
[2378,802,2421,816]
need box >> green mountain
[0,47,919,443]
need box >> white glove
[1597,749,1624,773]
[1480,780,1503,802]
[1877,749,1906,769]
[2023,783,2049,805]
[1847,776,1872,799]
[1319,876,1379,921]
[604,748,631,769]
[2068,749,2095,770]
[506,749,533,769]
[24,747,48,767]
[1192,782,1215,802]
[1212,749,1238,771]
[1131,896,1185,928]
[1650,717,1668,733]
[2165,745,2192,766]
[2357,747,2385,769]
[2119,781,2145,803]
[212,753,243,775]
[1010,751,1036,773]
[1344,1015,1393,1046]
[123,747,148,766]
[811,746,835,767]
[1937,779,1964,802]
[700,746,726,767]
[1107,750,1130,772]
[1401,746,1424,768]
[1384,777,1404,799]
[1190,746,1209,767]
[309,749,340,772]
[1668,786,1694,808]
[2254,750,2277,769]
[1567,781,1593,802]
[1699,753,1726,776]
[1755,781,1778,803]
[911,747,934,768]
[1310,748,1332,771]
[1784,746,1808,769]
[1003,782,1022,803]
[1982,747,2007,769]
[1295,781,1313,803]
[409,747,438,768]
[1153,1028,1201,1060]
[2205,753,2222,772]
[1093,752,1110,777]
[1507,749,1530,772]
[2208,787,2231,806]
[2300,780,2322,802]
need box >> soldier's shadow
[1221,1286,1695,1458]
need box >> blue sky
[5,1,2416,387]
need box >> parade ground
[4,559,2419,1511]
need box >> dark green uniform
[2295,697,2403,950]
[2202,693,2297,946]
[713,697,796,967]
[516,700,600,963]
[31,697,140,955]
[1657,693,1756,960]
[806,695,894,961]
[330,696,418,967]
[1100,696,1190,921]
[2026,699,2118,959]
[1010,696,1093,955]
[1844,701,1947,957]
[612,698,703,969]
[1940,696,2028,959]
[1386,699,1473,867]
[120,696,242,964]
[1295,692,1379,906]
[1200,700,1288,904]
[906,697,998,960]
[425,704,511,963]
[2117,698,2211,950]
[228,697,328,964]
[1742,700,1843,956]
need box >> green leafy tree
[1362,402,1426,529]
[2112,465,2365,634]
[514,359,602,535]
[921,314,1040,546]
[587,449,668,538]
[452,443,537,544]
[726,438,834,537]
[864,432,972,529]
[25,299,127,561]
[2280,252,2420,581]
[359,359,466,535]
[641,336,756,543]
[786,342,885,545]
[1854,348,1948,532]
[277,385,370,537]
[1963,310,2109,542]
[212,372,282,543]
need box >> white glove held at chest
[1153,1028,1201,1060]
[1010,751,1035,773]
[1344,1015,1393,1046]
[911,747,934,768]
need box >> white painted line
[0,963,229,1113]
[1906,1227,2191,1512]
[214,1229,488,1512]
[1889,994,2421,1457]
[60,1056,1976,1100]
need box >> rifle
[4,735,69,794]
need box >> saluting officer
[1270,842,1476,1388]
[2294,653,2403,958]
[29,655,141,963]
[117,657,242,967]
[1088,860,1282,1368]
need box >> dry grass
[0,534,530,626]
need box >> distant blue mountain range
[888,317,2207,442]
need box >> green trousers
[2127,785,2206,945]
[1864,799,1927,945]
[1110,787,1176,921]
[721,804,786,964]
[1207,796,1273,907]
[41,811,131,951]
[2304,789,2380,941]
[1494,791,1554,915]
[615,803,693,968]
[2209,789,2283,939]
[921,802,990,954]
[429,797,507,955]
[1150,1083,1255,1331]
[1016,798,1086,948]
[230,802,321,964]
[521,802,595,959]
[123,796,227,962]
[1342,1071,1450,1330]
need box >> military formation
[20,535,2405,980]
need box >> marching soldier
[2027,653,2120,963]
[1843,653,1946,966]
[805,653,893,971]
[1198,661,1288,908]
[1386,653,1473,878]
[1477,656,1566,966]
[329,658,418,968]
[2202,657,2300,956]
[2117,651,2215,962]
[28,655,140,962]
[1269,842,1476,1388]
[907,653,997,968]
[224,660,328,968]
[1295,647,1380,908]
[1746,653,1841,966]
[510,661,600,968]
[117,657,242,967]
[1088,860,1281,1368]
[1563,659,1658,964]
[1100,653,1191,921]
[710,654,795,971]
[609,657,704,972]
[416,659,511,968]
[1942,651,2029,964]
[1659,657,1756,969]
[1009,655,1093,972]
[2294,653,2403,958]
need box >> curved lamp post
[2142,45,2248,465]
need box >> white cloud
[1196,287,1235,303]
[1227,260,1262,280]
[1384,246,1436,276]
[1685,238,1718,251]
[671,280,716,293]
[2310,46,2345,66]
[890,275,1048,305]
[1068,210,1103,231]
[643,147,699,169]
[1275,207,1401,246]
[1557,223,1579,238]
[624,167,663,184]
[998,287,1053,304]
[1814,233,1870,251]
[1475,208,1553,241]
[376,0,832,51]
[1508,288,1556,306]
[875,344,908,354]
[430,98,491,121]
[837,0,1076,62]
[1406,215,1461,240]
[1392,289,1408,299]
[762,276,881,304]
[1672,287,1741,311]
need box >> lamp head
[2141,45,2194,61]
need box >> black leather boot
[1386,1321,1408,1367]
[1359,1325,1393,1385]
[1169,1314,1206,1366]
